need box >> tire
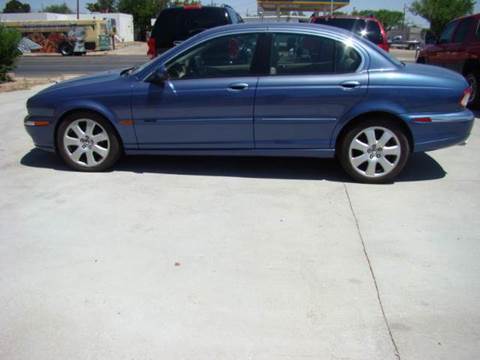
[56,111,122,172]
[338,119,410,184]
[59,42,74,56]
[465,70,480,109]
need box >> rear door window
[335,41,362,73]
[269,33,361,75]
[270,33,335,75]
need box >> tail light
[460,87,472,107]
[147,37,157,59]
[379,42,389,52]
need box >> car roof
[196,22,359,38]
[449,12,480,23]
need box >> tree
[86,0,117,13]
[0,24,21,82]
[352,9,404,31]
[410,0,475,36]
[2,0,31,13]
[117,0,168,40]
[43,3,73,14]
[372,10,404,31]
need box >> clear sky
[1,0,479,27]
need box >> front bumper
[24,115,55,152]
[405,110,475,152]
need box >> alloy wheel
[63,118,110,167]
[348,126,401,178]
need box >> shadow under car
[20,149,446,183]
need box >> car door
[428,20,459,67]
[254,32,368,149]
[131,33,259,149]
[443,17,475,72]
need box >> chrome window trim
[142,27,374,81]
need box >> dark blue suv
[147,5,243,58]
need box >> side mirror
[146,66,169,85]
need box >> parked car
[25,23,474,183]
[417,14,480,108]
[417,13,480,108]
[310,15,389,51]
[389,35,421,50]
[147,4,243,58]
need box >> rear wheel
[338,119,410,183]
[57,112,121,172]
[465,70,480,109]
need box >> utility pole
[330,0,333,15]
[77,0,80,19]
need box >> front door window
[165,33,259,80]
[439,21,459,44]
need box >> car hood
[37,69,125,95]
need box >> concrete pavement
[0,86,479,360]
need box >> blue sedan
[25,23,474,183]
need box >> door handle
[228,82,249,91]
[340,81,361,89]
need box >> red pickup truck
[417,13,480,108]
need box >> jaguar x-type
[25,23,474,183]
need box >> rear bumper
[405,110,475,152]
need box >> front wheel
[338,120,410,183]
[57,112,122,172]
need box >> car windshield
[314,18,383,44]
[129,55,166,77]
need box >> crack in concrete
[343,183,401,360]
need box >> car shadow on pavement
[21,149,446,183]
